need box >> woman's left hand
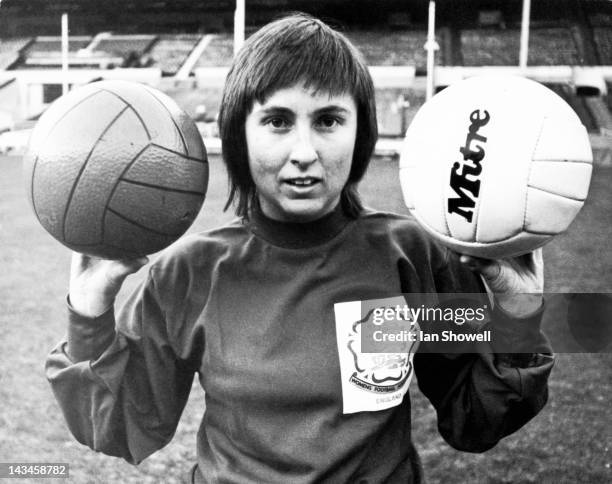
[460,248,544,318]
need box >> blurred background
[0,1,610,483]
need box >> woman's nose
[289,127,318,167]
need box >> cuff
[487,300,552,366]
[66,296,117,362]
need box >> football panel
[142,85,207,160]
[26,85,106,156]
[401,98,456,238]
[448,231,552,259]
[528,161,593,201]
[412,214,552,259]
[524,187,585,234]
[532,115,593,163]
[103,210,178,257]
[24,87,104,208]
[122,145,208,194]
[95,80,186,152]
[68,241,149,259]
[441,83,542,243]
[108,182,205,236]
[63,108,150,245]
[471,113,540,243]
[30,92,127,241]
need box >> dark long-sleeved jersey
[46,207,554,483]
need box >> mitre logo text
[447,109,490,222]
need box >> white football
[399,75,593,259]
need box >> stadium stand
[592,27,612,65]
[19,36,94,67]
[0,0,610,145]
[24,36,91,56]
[346,30,433,72]
[12,34,162,69]
[583,1,612,64]
[460,29,520,66]
[0,0,234,36]
[528,28,581,65]
[0,38,32,70]
[193,34,234,68]
[585,95,612,134]
[461,27,581,67]
[147,34,202,75]
[92,34,156,61]
[191,29,435,72]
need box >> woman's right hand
[69,252,149,318]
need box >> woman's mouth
[283,177,321,187]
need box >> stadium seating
[0,38,32,70]
[592,27,612,65]
[528,28,580,65]
[24,36,92,57]
[12,34,160,68]
[193,34,233,68]
[0,1,610,142]
[461,29,519,66]
[460,27,580,66]
[147,34,202,75]
[584,95,612,133]
[191,30,435,71]
[345,31,433,71]
[93,35,156,59]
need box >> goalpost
[425,0,438,101]
[61,13,69,95]
[234,0,245,56]
[519,0,532,70]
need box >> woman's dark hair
[218,13,378,218]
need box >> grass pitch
[0,154,610,483]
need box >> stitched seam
[523,120,546,231]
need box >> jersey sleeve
[412,247,554,452]
[45,271,197,464]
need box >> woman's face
[245,84,357,222]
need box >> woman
[47,14,553,483]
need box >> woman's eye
[317,115,340,129]
[265,117,289,129]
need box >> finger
[533,247,543,268]
[106,256,149,282]
[513,248,543,274]
[531,247,545,286]
[460,255,502,281]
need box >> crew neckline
[247,202,352,249]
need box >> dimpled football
[399,75,593,259]
[23,80,208,259]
